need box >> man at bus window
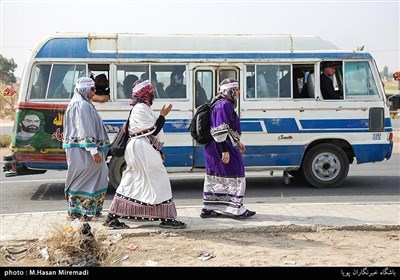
[320,61,342,99]
[122,74,139,98]
[141,72,165,98]
[165,71,186,98]
[14,110,59,151]
[91,74,110,102]
[195,80,208,108]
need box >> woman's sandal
[159,220,187,229]
[200,209,221,219]
[67,213,93,222]
[102,218,130,229]
[232,209,256,219]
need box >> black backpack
[189,98,220,145]
[109,109,132,157]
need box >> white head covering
[132,80,151,93]
[74,77,95,101]
[219,82,239,91]
[76,77,95,89]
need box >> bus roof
[34,33,371,60]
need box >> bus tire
[108,156,127,190]
[303,143,349,188]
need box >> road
[1,119,399,214]
[0,155,399,214]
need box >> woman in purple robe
[201,78,256,219]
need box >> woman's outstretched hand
[160,104,173,117]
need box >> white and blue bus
[3,33,395,188]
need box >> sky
[1,0,399,78]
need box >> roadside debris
[198,252,215,261]
[2,244,29,263]
[145,260,158,266]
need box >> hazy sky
[1,0,399,78]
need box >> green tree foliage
[0,55,18,119]
[0,54,17,84]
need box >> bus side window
[47,64,86,99]
[257,73,270,97]
[247,75,255,98]
[195,70,212,107]
[30,64,51,99]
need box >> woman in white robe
[105,79,186,229]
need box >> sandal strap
[160,220,187,229]
[103,219,130,229]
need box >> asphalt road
[1,155,399,215]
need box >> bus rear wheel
[303,143,349,188]
[108,156,127,190]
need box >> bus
[3,33,396,189]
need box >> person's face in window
[95,75,110,94]
[173,73,183,85]
[21,114,41,133]
[324,66,336,77]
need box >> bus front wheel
[303,143,349,188]
[108,156,127,189]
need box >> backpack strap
[125,108,133,135]
[210,96,222,108]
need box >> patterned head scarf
[75,77,95,102]
[219,78,239,102]
[129,79,155,106]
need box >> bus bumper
[2,155,47,176]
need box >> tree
[0,54,17,84]
[382,66,389,79]
[0,55,18,119]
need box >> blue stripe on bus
[103,118,393,134]
[21,142,391,170]
[300,119,369,129]
[24,162,68,170]
[36,38,373,60]
[263,118,299,133]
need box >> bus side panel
[11,103,66,170]
[243,145,304,166]
[353,144,393,163]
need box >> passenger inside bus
[195,80,208,108]
[92,74,110,102]
[122,74,139,98]
[292,69,308,98]
[141,72,165,98]
[165,71,186,98]
[320,61,342,99]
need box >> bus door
[192,66,240,168]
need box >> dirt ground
[1,229,399,267]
